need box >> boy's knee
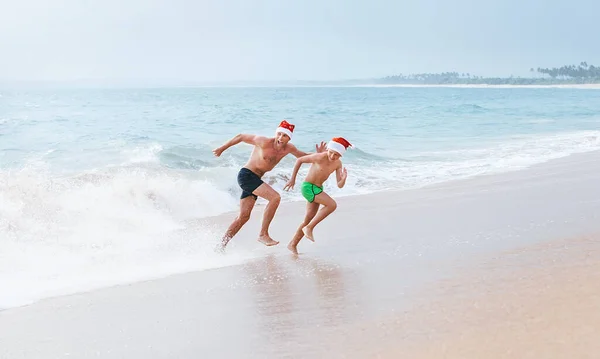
[329,200,337,211]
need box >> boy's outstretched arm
[213,134,260,157]
[289,141,327,158]
[283,153,321,191]
[335,163,348,188]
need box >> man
[212,120,325,251]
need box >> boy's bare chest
[313,161,337,174]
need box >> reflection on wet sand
[290,255,348,327]
[240,254,361,356]
[243,254,296,342]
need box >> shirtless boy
[212,120,325,251]
[283,137,352,254]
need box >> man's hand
[283,179,296,191]
[316,141,327,153]
[212,146,225,157]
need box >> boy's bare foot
[287,242,299,255]
[302,226,314,242]
[258,234,279,246]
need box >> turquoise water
[3,87,600,197]
[1,86,600,307]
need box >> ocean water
[2,86,600,308]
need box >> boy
[283,137,351,254]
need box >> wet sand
[410,236,600,359]
[2,151,600,358]
[345,235,600,358]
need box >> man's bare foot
[258,234,279,246]
[214,243,226,254]
[287,242,299,255]
[302,226,314,242]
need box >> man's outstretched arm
[289,141,327,158]
[213,134,260,157]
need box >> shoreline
[3,149,600,311]
[232,147,600,212]
[2,150,600,357]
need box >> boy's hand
[212,146,224,157]
[283,179,295,191]
[341,167,348,181]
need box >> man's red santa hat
[275,120,295,139]
[327,137,352,156]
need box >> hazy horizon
[1,0,599,84]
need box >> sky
[1,0,599,83]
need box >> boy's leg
[288,201,320,254]
[218,196,257,251]
[302,192,337,241]
[252,183,282,246]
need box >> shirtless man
[212,120,325,251]
[283,137,351,254]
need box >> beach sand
[345,235,600,359]
[2,151,600,358]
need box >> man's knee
[238,211,251,224]
[269,192,281,204]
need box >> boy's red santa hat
[327,137,352,156]
[275,120,295,139]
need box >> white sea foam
[254,130,600,197]
[0,165,253,309]
[122,143,164,164]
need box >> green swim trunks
[301,181,323,203]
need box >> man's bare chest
[259,149,286,165]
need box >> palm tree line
[378,62,600,85]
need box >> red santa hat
[327,137,352,156]
[275,120,295,139]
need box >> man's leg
[252,183,282,246]
[218,196,257,251]
[302,192,337,241]
[288,201,320,255]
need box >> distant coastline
[370,62,600,87]
[350,83,600,89]
[366,77,600,87]
[259,62,600,88]
[3,62,600,89]
[272,61,600,88]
